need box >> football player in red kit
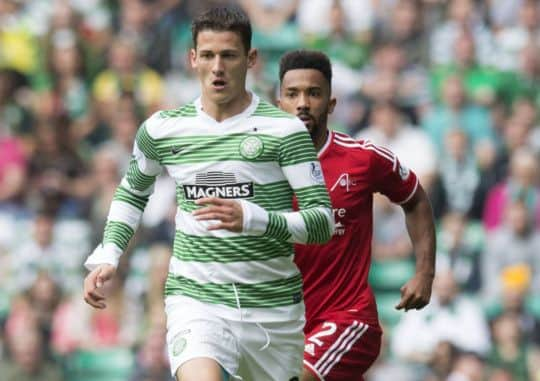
[278,50,436,381]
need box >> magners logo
[183,171,254,200]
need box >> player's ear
[247,48,258,69]
[190,48,197,69]
[328,97,337,114]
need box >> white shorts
[165,295,304,381]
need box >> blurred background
[0,0,539,380]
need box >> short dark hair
[279,50,332,87]
[192,6,252,53]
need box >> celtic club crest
[239,136,264,159]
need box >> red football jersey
[294,131,418,331]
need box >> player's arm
[396,184,436,311]
[83,116,162,309]
[265,122,334,244]
[367,141,435,311]
[194,122,334,244]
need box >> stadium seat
[375,292,403,328]
[369,259,415,292]
[64,348,135,381]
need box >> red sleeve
[367,143,418,204]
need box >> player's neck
[200,90,252,122]
[313,128,329,152]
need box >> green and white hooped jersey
[85,94,334,322]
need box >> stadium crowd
[0,0,539,380]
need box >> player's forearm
[84,182,151,270]
[403,187,436,278]
[269,206,334,244]
[240,199,334,244]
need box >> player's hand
[192,197,243,232]
[395,272,433,311]
[83,264,116,309]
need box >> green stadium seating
[375,291,403,328]
[369,259,415,292]
[64,348,134,381]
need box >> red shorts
[303,310,382,381]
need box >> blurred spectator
[436,212,482,293]
[425,340,458,381]
[26,117,92,217]
[117,0,175,74]
[129,327,172,381]
[486,0,524,31]
[438,128,479,214]
[0,327,63,381]
[9,211,82,293]
[391,268,491,362]
[0,0,39,76]
[494,0,540,71]
[482,199,540,300]
[487,312,537,381]
[501,43,540,108]
[25,273,62,348]
[483,148,540,232]
[91,34,164,119]
[430,0,496,66]
[421,75,495,155]
[494,270,540,347]
[431,31,503,107]
[358,43,430,125]
[98,92,140,170]
[0,69,32,136]
[88,146,122,243]
[373,0,428,65]
[297,0,374,42]
[239,0,298,32]
[145,244,171,314]
[51,271,143,355]
[357,101,437,185]
[301,0,369,70]
[0,130,26,212]
[372,195,413,262]
[446,352,486,381]
[38,29,89,122]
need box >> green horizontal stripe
[172,231,293,262]
[126,159,156,191]
[265,212,291,241]
[103,221,134,251]
[164,273,303,308]
[135,123,160,161]
[279,132,318,166]
[253,101,294,118]
[113,186,149,211]
[300,209,331,244]
[156,134,281,165]
[159,103,196,118]
[295,185,332,209]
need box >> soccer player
[278,50,436,381]
[83,9,334,381]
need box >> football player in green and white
[83,6,334,381]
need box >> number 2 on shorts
[307,322,337,346]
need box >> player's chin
[300,120,314,133]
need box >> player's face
[279,69,336,139]
[191,30,257,107]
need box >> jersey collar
[194,92,259,127]
[318,129,333,159]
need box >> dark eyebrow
[285,86,322,91]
